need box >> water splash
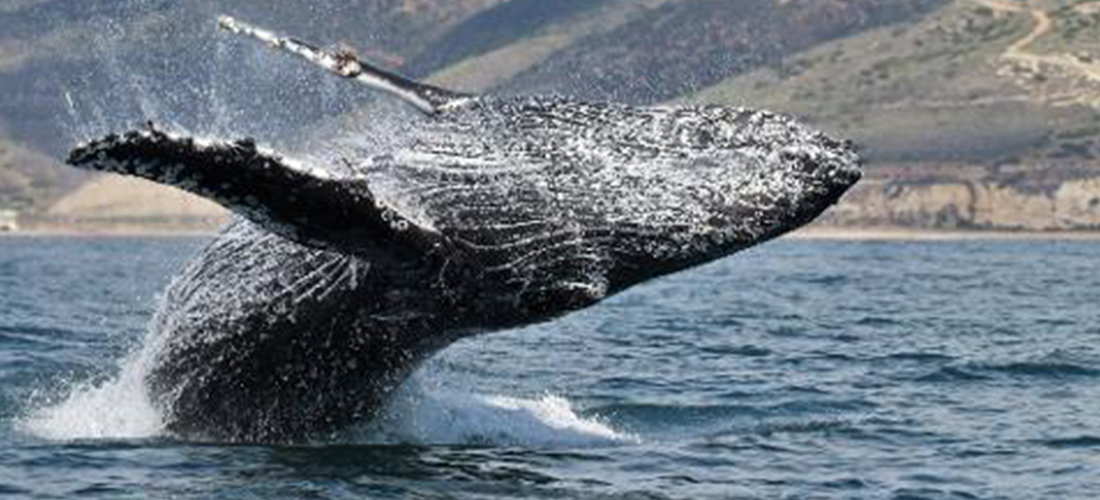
[353,377,637,447]
[19,349,164,441]
[47,0,381,159]
[21,355,634,447]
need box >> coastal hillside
[0,0,1097,231]
[691,0,1100,163]
[497,0,950,103]
[423,0,951,101]
[0,133,82,213]
[690,0,1100,229]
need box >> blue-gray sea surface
[1,237,1098,499]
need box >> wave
[899,347,1100,384]
[916,358,1099,383]
[589,398,874,432]
[1039,436,1100,449]
[981,361,1099,378]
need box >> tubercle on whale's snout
[833,139,865,184]
[821,149,863,195]
[814,134,862,190]
[776,133,863,202]
[67,134,122,171]
[835,162,863,192]
[67,126,258,177]
[719,134,862,246]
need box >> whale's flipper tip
[216,15,472,115]
[215,14,236,32]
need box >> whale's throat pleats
[145,220,449,441]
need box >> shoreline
[4,226,1100,241]
[785,227,1100,241]
[0,227,218,238]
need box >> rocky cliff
[825,164,1100,230]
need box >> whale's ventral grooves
[64,16,862,442]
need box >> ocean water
[1,236,1098,499]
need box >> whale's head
[576,105,862,293]
[381,100,863,311]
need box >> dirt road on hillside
[969,0,1100,83]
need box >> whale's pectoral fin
[66,128,457,260]
[217,15,471,115]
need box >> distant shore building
[0,210,18,232]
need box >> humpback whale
[66,17,861,442]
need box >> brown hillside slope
[42,176,227,232]
[499,0,949,103]
[692,0,1100,229]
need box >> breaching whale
[66,16,861,442]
